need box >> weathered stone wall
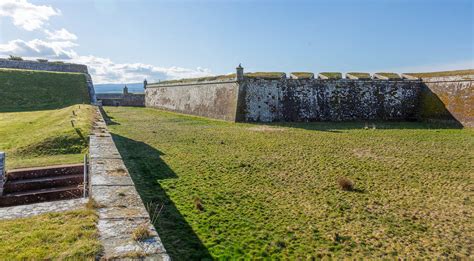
[98,93,145,107]
[0,58,88,73]
[419,75,474,127]
[146,80,239,121]
[146,78,420,122]
[238,78,420,122]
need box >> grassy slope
[0,105,96,169]
[0,209,101,259]
[105,107,474,259]
[319,72,342,79]
[407,69,474,78]
[0,68,90,112]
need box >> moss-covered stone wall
[419,75,473,127]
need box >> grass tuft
[337,177,354,191]
[132,224,152,241]
[194,197,205,212]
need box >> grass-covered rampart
[0,105,96,169]
[0,68,90,112]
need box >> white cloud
[45,28,78,41]
[71,55,213,84]
[0,39,77,59]
[0,0,60,31]
[0,0,212,84]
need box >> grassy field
[0,105,96,169]
[0,68,90,112]
[0,209,101,259]
[105,107,473,259]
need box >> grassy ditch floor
[0,104,96,169]
[0,209,101,259]
[105,106,474,259]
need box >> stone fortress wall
[97,89,145,107]
[146,80,239,121]
[146,67,422,123]
[418,74,473,127]
[145,66,473,126]
[0,58,96,103]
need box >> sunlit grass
[0,105,96,169]
[106,106,473,259]
[0,209,101,259]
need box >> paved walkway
[90,108,169,260]
[0,198,86,220]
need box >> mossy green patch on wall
[0,69,91,112]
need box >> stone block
[97,219,169,260]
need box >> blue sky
[0,0,472,83]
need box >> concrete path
[0,198,86,220]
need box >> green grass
[375,72,401,79]
[406,69,474,78]
[105,107,474,259]
[0,105,96,169]
[291,72,314,79]
[155,74,236,85]
[319,72,342,79]
[245,72,286,79]
[0,68,90,112]
[0,209,101,259]
[347,72,371,79]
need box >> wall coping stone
[89,107,169,260]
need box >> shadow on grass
[111,134,212,260]
[255,119,463,132]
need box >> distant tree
[37,59,49,63]
[8,55,23,61]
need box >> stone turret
[236,64,244,81]
[123,85,129,95]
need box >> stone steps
[0,164,85,207]
[3,174,83,194]
[0,185,83,207]
[7,164,83,181]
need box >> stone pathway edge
[90,106,170,260]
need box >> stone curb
[90,107,170,260]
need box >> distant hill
[94,83,144,94]
[0,68,90,112]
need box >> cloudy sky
[0,0,472,84]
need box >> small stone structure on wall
[0,58,96,103]
[97,85,145,107]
